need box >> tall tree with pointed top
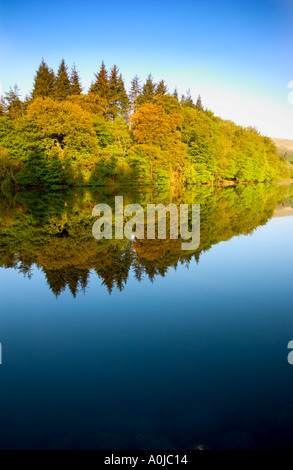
[70,64,82,95]
[129,75,142,114]
[89,61,109,99]
[180,89,195,108]
[117,73,129,119]
[32,59,55,99]
[4,84,23,121]
[173,87,179,101]
[107,66,129,120]
[195,95,204,111]
[54,59,71,100]
[137,74,156,106]
[156,80,168,95]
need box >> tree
[107,66,129,120]
[32,59,55,99]
[4,85,23,121]
[173,87,179,101]
[89,61,109,99]
[180,89,195,108]
[153,94,181,114]
[137,74,156,105]
[131,102,183,151]
[70,64,82,95]
[0,97,5,116]
[26,97,98,164]
[195,95,204,111]
[156,80,168,95]
[67,94,107,116]
[129,75,142,114]
[54,59,71,100]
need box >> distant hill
[272,138,293,164]
[272,138,293,154]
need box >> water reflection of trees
[0,184,292,296]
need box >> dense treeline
[1,184,292,295]
[1,59,292,190]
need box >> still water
[0,184,293,449]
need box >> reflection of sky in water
[0,216,293,449]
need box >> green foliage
[54,59,71,100]
[32,59,55,99]
[195,95,204,111]
[0,60,291,188]
[137,74,156,106]
[70,64,82,95]
[129,75,142,114]
[107,66,129,120]
[4,85,23,121]
[15,147,74,188]
[89,61,109,98]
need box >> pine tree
[89,61,109,99]
[0,97,6,116]
[117,73,129,119]
[195,95,204,111]
[137,74,156,105]
[107,66,129,120]
[54,59,71,100]
[4,84,23,120]
[70,64,82,95]
[32,59,55,99]
[173,87,179,101]
[156,80,168,95]
[107,65,120,119]
[181,89,195,108]
[129,75,142,114]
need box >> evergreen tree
[4,84,23,120]
[89,61,109,99]
[180,89,195,108]
[195,95,204,111]
[117,73,129,119]
[22,94,32,114]
[70,64,82,95]
[137,74,156,105]
[156,80,168,95]
[0,97,6,116]
[173,87,179,101]
[32,59,55,99]
[54,59,71,100]
[129,75,142,114]
[107,66,129,120]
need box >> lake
[0,183,293,449]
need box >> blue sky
[1,0,293,138]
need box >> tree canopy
[0,58,292,190]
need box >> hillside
[272,138,293,157]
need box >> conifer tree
[117,73,129,119]
[156,80,168,95]
[70,64,82,95]
[195,95,204,111]
[181,89,195,108]
[89,61,109,99]
[0,97,5,116]
[54,59,71,100]
[173,87,179,101]
[31,59,55,99]
[129,75,142,114]
[137,74,156,105]
[4,84,23,120]
[107,66,129,120]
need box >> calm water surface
[0,184,293,449]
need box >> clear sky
[1,0,293,138]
